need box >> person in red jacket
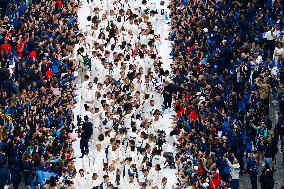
[29,50,36,60]
[56,0,63,7]
[17,40,24,59]
[46,69,53,79]
[1,41,12,57]
[210,171,221,189]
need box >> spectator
[168,0,283,187]
[0,0,282,188]
[225,154,240,189]
[0,0,79,187]
[259,166,274,189]
[247,153,258,189]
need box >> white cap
[203,28,208,33]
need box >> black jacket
[259,170,274,189]
[81,121,93,139]
[163,83,177,98]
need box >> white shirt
[91,149,106,171]
[263,30,275,40]
[75,174,91,189]
[124,180,139,189]
[82,110,93,121]
[151,155,166,167]
[91,179,100,188]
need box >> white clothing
[226,158,240,180]
[75,174,91,189]
[91,179,100,188]
[152,155,166,167]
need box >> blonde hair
[148,134,156,143]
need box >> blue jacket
[0,165,9,186]
[247,156,257,174]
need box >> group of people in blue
[0,0,79,188]
[169,0,283,188]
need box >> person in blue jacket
[0,163,9,188]
[247,153,258,189]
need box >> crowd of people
[169,0,284,188]
[0,0,283,189]
[74,0,178,188]
[0,0,80,188]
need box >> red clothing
[183,108,191,116]
[1,43,12,54]
[132,49,139,56]
[214,138,219,145]
[189,110,198,121]
[29,50,36,59]
[209,172,221,189]
[46,69,53,79]
[17,41,24,52]
[17,41,25,58]
[198,166,205,175]
[57,0,63,7]
[176,111,182,118]
[5,32,12,41]
[187,45,196,54]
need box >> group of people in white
[73,0,176,188]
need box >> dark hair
[98,134,104,141]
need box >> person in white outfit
[226,156,240,189]
[75,169,91,189]
[73,0,175,188]
[90,173,101,188]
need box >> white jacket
[226,158,240,179]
